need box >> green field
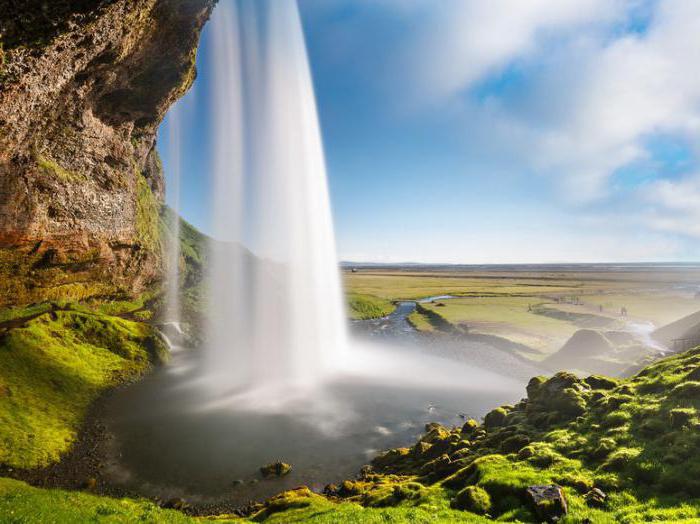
[347,292,396,320]
[345,268,700,358]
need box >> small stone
[231,479,244,488]
[526,485,568,522]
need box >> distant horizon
[340,260,700,268]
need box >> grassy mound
[347,293,395,320]
[0,305,167,468]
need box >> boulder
[260,461,292,478]
[484,407,508,429]
[461,419,479,436]
[452,485,492,514]
[526,485,568,522]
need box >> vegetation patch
[0,307,167,468]
[135,173,161,254]
[347,293,395,320]
[36,154,86,183]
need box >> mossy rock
[461,418,479,436]
[420,425,450,444]
[260,461,292,478]
[484,407,508,429]
[452,485,492,514]
[585,375,619,390]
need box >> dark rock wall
[0,0,215,306]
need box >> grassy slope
[309,347,700,523]
[347,293,395,320]
[0,305,167,468]
[0,477,202,523]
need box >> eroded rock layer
[0,0,215,306]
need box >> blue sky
[159,0,700,263]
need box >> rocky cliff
[0,0,215,307]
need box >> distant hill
[652,309,700,348]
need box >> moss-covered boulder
[260,461,292,478]
[452,485,492,514]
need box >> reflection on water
[100,340,522,506]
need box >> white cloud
[641,174,700,238]
[383,0,700,202]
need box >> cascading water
[205,0,347,398]
[164,104,182,330]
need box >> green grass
[344,270,700,359]
[0,308,167,468]
[0,477,208,523]
[420,296,577,355]
[347,293,395,320]
[407,310,435,332]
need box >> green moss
[36,154,85,183]
[135,174,161,254]
[483,407,508,429]
[452,486,491,514]
[0,309,166,468]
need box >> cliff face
[0,0,215,307]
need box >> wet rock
[584,487,607,508]
[526,485,568,522]
[231,479,244,488]
[260,461,292,478]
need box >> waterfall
[205,0,347,398]
[165,104,182,329]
